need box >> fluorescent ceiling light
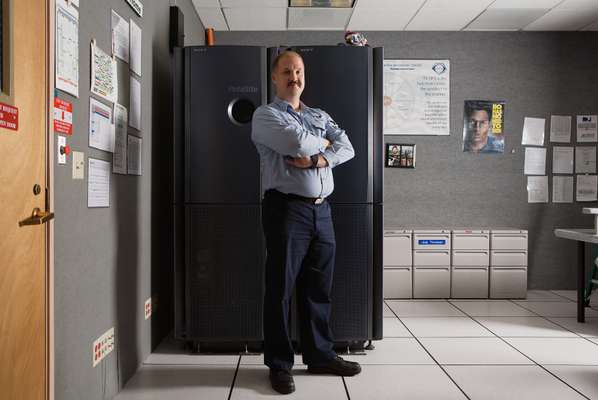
[289,0,355,7]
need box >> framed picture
[386,143,416,168]
[462,100,505,153]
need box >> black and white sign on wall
[383,59,450,136]
[125,0,143,17]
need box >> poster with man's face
[463,100,505,153]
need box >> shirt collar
[274,97,308,114]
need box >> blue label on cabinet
[418,240,446,245]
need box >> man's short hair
[271,49,304,72]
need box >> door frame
[47,0,55,399]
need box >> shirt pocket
[311,118,327,137]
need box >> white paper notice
[129,76,141,130]
[383,60,450,135]
[552,146,574,174]
[91,42,118,103]
[88,158,111,208]
[522,117,545,146]
[111,10,130,63]
[549,115,572,143]
[553,176,573,203]
[113,104,128,174]
[130,20,142,77]
[527,176,548,203]
[577,175,598,202]
[89,98,115,153]
[56,0,79,97]
[575,146,597,174]
[524,147,546,175]
[127,135,142,175]
[577,115,598,143]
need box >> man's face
[272,53,305,100]
[468,110,490,149]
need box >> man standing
[251,50,360,395]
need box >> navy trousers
[262,190,337,371]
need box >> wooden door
[0,0,49,399]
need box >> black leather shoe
[269,368,295,395]
[307,355,362,376]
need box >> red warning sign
[0,102,18,131]
[54,97,73,135]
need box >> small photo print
[386,143,416,168]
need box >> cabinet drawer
[491,234,528,250]
[452,234,489,250]
[384,267,412,299]
[452,251,489,266]
[491,251,527,266]
[451,267,489,298]
[384,235,412,266]
[413,234,451,250]
[490,267,527,299]
[413,267,450,298]
[413,250,450,266]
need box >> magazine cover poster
[463,100,505,153]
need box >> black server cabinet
[174,46,267,343]
[268,46,384,344]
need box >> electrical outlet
[92,327,115,367]
[144,297,152,320]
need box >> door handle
[19,207,54,227]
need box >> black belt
[266,189,326,205]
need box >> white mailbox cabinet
[451,229,490,298]
[490,229,528,299]
[413,230,451,298]
[383,230,412,299]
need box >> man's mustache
[287,80,302,87]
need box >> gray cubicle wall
[53,1,204,399]
[216,31,598,289]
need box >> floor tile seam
[227,355,241,400]
[415,336,580,339]
[507,299,598,345]
[341,376,351,400]
[392,309,472,400]
[450,302,592,400]
[543,317,598,345]
[141,362,240,366]
[549,290,578,302]
[393,315,471,318]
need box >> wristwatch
[310,154,319,168]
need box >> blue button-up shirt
[251,97,355,198]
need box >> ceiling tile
[489,0,562,8]
[466,8,549,30]
[223,7,287,30]
[290,0,354,6]
[348,7,416,30]
[354,0,423,7]
[192,0,221,7]
[406,0,494,30]
[196,7,229,30]
[288,7,352,29]
[557,0,598,10]
[221,0,287,6]
[524,8,598,30]
[582,19,598,30]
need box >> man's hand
[285,156,312,169]
[323,138,332,148]
[285,155,329,169]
